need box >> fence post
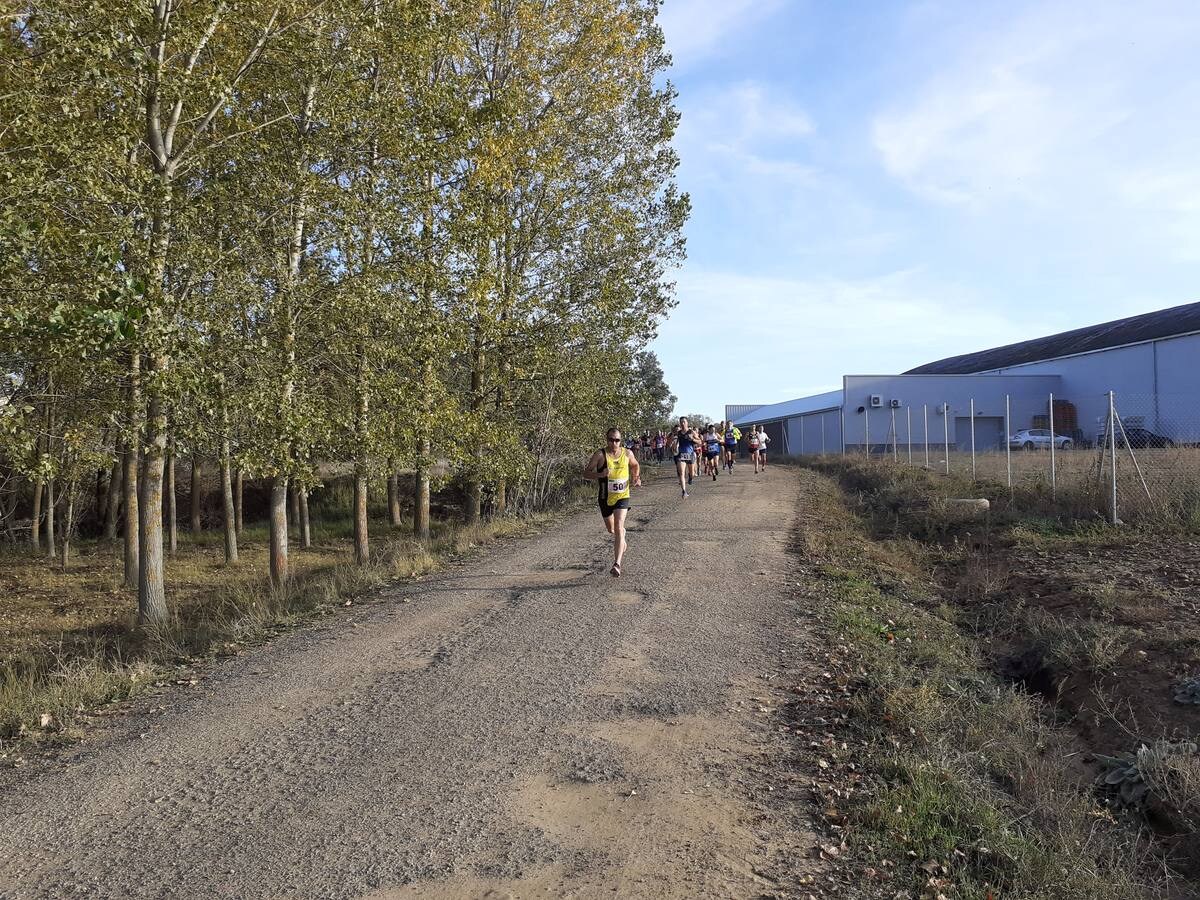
[969,398,977,482]
[923,404,929,468]
[1005,393,1012,489]
[906,406,912,464]
[1049,391,1057,499]
[943,404,950,476]
[1108,390,1119,524]
[890,407,898,462]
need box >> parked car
[1009,428,1073,450]
[1100,427,1175,449]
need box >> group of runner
[666,417,769,496]
[583,417,770,577]
[625,431,668,464]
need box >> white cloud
[657,268,1056,410]
[658,0,787,71]
[676,80,818,190]
[872,2,1200,209]
[1121,160,1200,262]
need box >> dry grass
[1024,609,1131,673]
[793,467,1169,898]
[909,445,1200,526]
[0,506,570,756]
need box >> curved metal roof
[905,300,1200,375]
[730,389,842,426]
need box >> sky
[652,0,1200,421]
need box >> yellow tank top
[603,448,631,506]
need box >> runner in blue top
[723,421,740,473]
[671,416,700,498]
[703,425,723,481]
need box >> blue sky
[652,0,1200,420]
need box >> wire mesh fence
[826,391,1200,526]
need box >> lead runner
[582,426,642,577]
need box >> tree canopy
[0,0,687,622]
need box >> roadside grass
[792,468,1166,899]
[0,502,577,758]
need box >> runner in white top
[749,425,770,474]
[756,427,770,471]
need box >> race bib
[608,478,627,494]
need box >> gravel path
[0,463,815,899]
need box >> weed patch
[789,467,1170,898]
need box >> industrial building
[728,300,1200,455]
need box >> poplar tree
[2,0,687,607]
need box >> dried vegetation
[787,460,1198,898]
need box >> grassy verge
[790,465,1173,898]
[0,501,581,760]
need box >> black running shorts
[599,498,631,518]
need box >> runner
[749,424,770,474]
[654,430,666,465]
[582,427,642,577]
[748,425,762,474]
[703,425,722,481]
[670,417,700,498]
[723,421,741,472]
[756,425,770,470]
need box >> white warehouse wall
[983,332,1200,441]
[786,408,843,455]
[841,374,1062,451]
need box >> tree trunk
[416,173,435,546]
[123,351,141,591]
[466,471,482,525]
[267,76,315,588]
[138,377,169,625]
[415,454,430,542]
[353,471,369,564]
[30,477,42,550]
[94,466,107,530]
[269,476,288,589]
[465,332,484,525]
[234,468,244,534]
[495,480,506,517]
[219,391,237,564]
[60,482,75,570]
[44,392,55,558]
[289,483,301,540]
[122,442,139,588]
[189,457,203,532]
[103,457,121,541]
[165,442,177,557]
[352,339,371,564]
[387,461,401,527]
[298,487,311,548]
[220,451,237,564]
[44,476,56,559]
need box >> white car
[1009,428,1072,450]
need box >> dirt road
[0,464,816,899]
